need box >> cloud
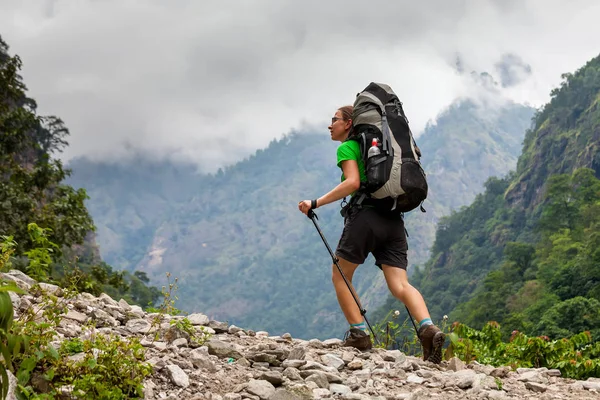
[495,53,533,88]
[1,0,599,171]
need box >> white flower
[393,310,400,317]
[443,315,448,321]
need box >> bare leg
[381,265,430,322]
[331,257,362,325]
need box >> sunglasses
[331,117,343,124]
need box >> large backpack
[350,82,428,213]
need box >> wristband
[311,199,318,209]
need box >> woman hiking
[298,105,445,364]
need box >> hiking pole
[405,306,419,337]
[307,209,378,345]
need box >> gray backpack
[350,82,427,213]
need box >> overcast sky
[1,0,600,172]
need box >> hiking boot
[418,324,445,364]
[342,328,372,351]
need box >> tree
[0,35,95,254]
[536,297,600,340]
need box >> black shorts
[335,207,408,269]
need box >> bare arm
[298,160,360,215]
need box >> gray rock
[283,367,303,381]
[347,359,363,370]
[90,308,118,327]
[525,381,548,392]
[187,313,210,325]
[383,349,406,363]
[118,298,132,311]
[7,272,599,400]
[165,364,189,388]
[249,353,279,365]
[38,282,63,296]
[320,353,345,370]
[208,319,229,333]
[0,273,31,291]
[517,370,548,384]
[190,348,217,371]
[98,293,118,306]
[126,318,151,334]
[246,379,276,400]
[299,360,337,373]
[582,380,600,390]
[406,374,425,384]
[299,369,343,383]
[329,383,352,395]
[486,390,509,400]
[268,386,312,400]
[228,325,243,334]
[312,388,330,399]
[322,338,343,347]
[64,309,88,323]
[454,369,477,389]
[128,305,145,318]
[305,372,329,389]
[282,359,306,369]
[259,371,284,386]
[490,366,510,378]
[6,269,37,286]
[207,339,244,359]
[173,337,188,347]
[545,369,562,377]
[447,357,466,372]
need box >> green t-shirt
[336,140,366,183]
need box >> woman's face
[328,110,352,142]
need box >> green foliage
[23,224,58,282]
[536,297,600,341]
[448,322,600,380]
[370,309,420,354]
[0,276,152,399]
[370,309,450,359]
[441,167,600,341]
[169,317,211,347]
[17,333,151,399]
[146,272,182,316]
[145,273,212,346]
[0,235,28,399]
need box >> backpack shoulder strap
[346,133,368,159]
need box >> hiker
[298,105,445,363]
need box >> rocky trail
[2,269,600,400]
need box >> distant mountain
[406,98,534,265]
[67,90,534,340]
